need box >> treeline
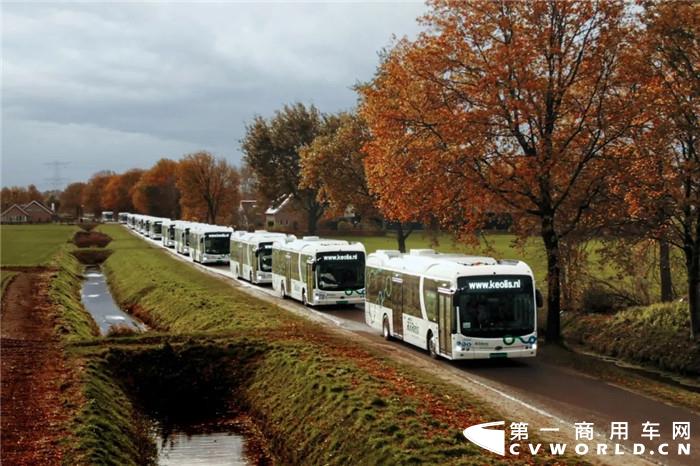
[59,152,239,224]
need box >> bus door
[306,259,314,294]
[438,291,454,357]
[285,253,292,292]
[391,275,403,338]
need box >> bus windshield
[154,223,162,234]
[316,252,365,291]
[204,234,230,254]
[258,243,273,272]
[455,275,534,338]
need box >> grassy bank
[96,224,570,464]
[51,248,100,342]
[563,302,700,375]
[0,224,77,266]
[1,270,18,297]
[63,350,156,465]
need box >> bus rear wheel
[382,316,392,341]
[427,331,439,359]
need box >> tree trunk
[685,245,700,341]
[542,217,562,343]
[307,204,318,235]
[659,239,673,302]
[396,223,412,253]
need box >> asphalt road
[140,231,699,466]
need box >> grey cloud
[2,1,426,189]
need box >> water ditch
[105,343,272,465]
[81,265,146,335]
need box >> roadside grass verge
[0,224,77,266]
[91,224,579,465]
[563,302,700,375]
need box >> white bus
[271,236,366,306]
[230,231,294,284]
[118,212,129,224]
[189,224,233,264]
[365,249,541,360]
[148,217,165,240]
[174,221,194,256]
[101,211,114,222]
[161,219,176,248]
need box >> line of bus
[122,213,540,360]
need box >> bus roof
[272,236,365,255]
[190,224,233,234]
[367,249,533,282]
[233,231,294,245]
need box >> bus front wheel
[427,331,439,359]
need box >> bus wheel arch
[427,331,439,359]
[382,315,391,340]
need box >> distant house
[1,204,30,224]
[265,194,306,232]
[238,199,265,230]
[1,201,54,224]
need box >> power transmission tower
[44,161,70,191]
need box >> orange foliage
[132,159,180,218]
[359,0,646,340]
[176,152,240,224]
[59,182,85,217]
[82,171,114,216]
[101,169,143,214]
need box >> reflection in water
[157,431,249,466]
[81,265,146,335]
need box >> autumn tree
[101,169,143,214]
[132,159,181,218]
[1,184,44,210]
[176,151,240,224]
[241,103,328,234]
[299,112,415,251]
[625,1,700,338]
[360,0,644,341]
[59,182,86,218]
[82,171,114,217]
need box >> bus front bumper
[201,254,230,264]
[450,346,537,360]
[311,290,365,306]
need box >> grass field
[0,224,77,266]
[333,231,687,307]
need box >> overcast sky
[1,1,426,190]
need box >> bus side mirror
[311,262,317,272]
[535,289,544,308]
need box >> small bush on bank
[564,301,700,374]
[580,284,630,313]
